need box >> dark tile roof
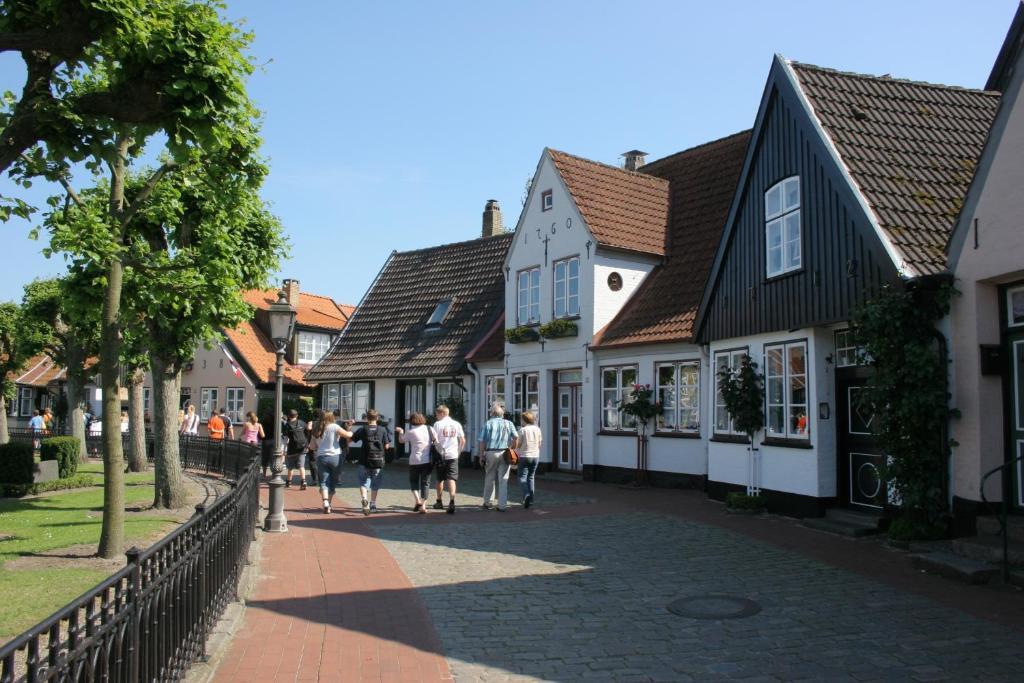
[790,61,1000,276]
[592,131,752,348]
[465,314,505,363]
[306,233,513,381]
[548,149,670,256]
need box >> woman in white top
[395,412,433,513]
[517,411,543,508]
[314,412,348,513]
[179,404,200,436]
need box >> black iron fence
[0,436,260,683]
[6,427,155,463]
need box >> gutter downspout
[467,361,482,460]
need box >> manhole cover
[667,595,762,620]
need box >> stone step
[825,507,883,529]
[802,516,881,538]
[910,552,997,585]
[975,515,1024,543]
[950,535,1024,567]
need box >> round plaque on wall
[607,272,623,291]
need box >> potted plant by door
[618,384,661,486]
[718,355,767,511]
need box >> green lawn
[0,470,180,638]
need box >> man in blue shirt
[477,403,519,511]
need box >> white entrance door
[556,384,582,472]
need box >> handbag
[430,443,444,466]
[503,448,519,465]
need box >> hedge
[0,442,35,485]
[40,436,80,479]
[0,473,96,498]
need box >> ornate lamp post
[264,289,297,533]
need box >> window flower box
[505,326,540,344]
[539,319,578,339]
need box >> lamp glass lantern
[268,290,297,350]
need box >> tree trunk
[126,368,147,472]
[66,362,88,462]
[97,257,125,559]
[152,356,187,508]
[0,394,8,445]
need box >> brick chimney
[283,278,300,305]
[622,150,648,172]
[482,199,503,238]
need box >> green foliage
[0,302,23,404]
[717,355,765,441]
[619,384,661,423]
[505,325,540,343]
[887,516,947,542]
[539,319,578,339]
[0,474,96,498]
[40,437,81,478]
[726,492,767,511]
[257,396,314,423]
[0,442,35,484]
[852,281,955,521]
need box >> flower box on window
[505,325,540,344]
[539,319,578,339]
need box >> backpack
[361,425,386,469]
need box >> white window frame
[321,381,373,421]
[1007,285,1024,328]
[324,384,340,412]
[485,376,506,411]
[834,329,867,368]
[714,349,748,436]
[435,381,456,406]
[517,267,541,325]
[765,176,801,278]
[764,340,809,440]
[297,331,332,364]
[655,361,700,434]
[143,387,151,419]
[512,373,539,424]
[541,189,553,211]
[601,365,638,432]
[426,299,453,327]
[553,256,580,319]
[200,388,219,421]
[226,387,245,424]
[18,387,34,417]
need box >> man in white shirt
[431,404,465,514]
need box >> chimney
[622,150,648,172]
[482,199,503,238]
[283,278,300,305]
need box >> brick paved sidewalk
[211,485,452,683]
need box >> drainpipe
[467,361,482,459]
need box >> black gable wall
[698,84,902,343]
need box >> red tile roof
[789,62,999,276]
[13,355,67,387]
[592,131,752,348]
[241,289,353,331]
[548,149,670,256]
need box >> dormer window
[765,176,801,278]
[297,331,332,364]
[426,298,453,327]
[541,189,553,211]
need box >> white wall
[592,254,655,336]
[707,326,837,498]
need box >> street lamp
[264,289,297,533]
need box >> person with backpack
[347,408,392,515]
[283,409,309,489]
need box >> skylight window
[426,298,453,326]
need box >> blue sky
[0,0,1017,306]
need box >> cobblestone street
[213,464,1024,682]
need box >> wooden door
[836,370,887,509]
[396,380,425,458]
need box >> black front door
[395,380,426,459]
[836,368,887,509]
[1005,284,1024,509]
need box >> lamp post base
[264,452,288,533]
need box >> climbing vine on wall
[851,279,957,523]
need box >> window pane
[788,345,806,375]
[622,367,636,387]
[603,369,617,389]
[603,389,619,429]
[766,347,784,379]
[657,365,676,430]
[767,219,782,247]
[765,184,782,217]
[768,376,784,405]
[785,212,801,268]
[569,258,579,278]
[784,177,800,210]
[568,294,579,316]
[768,405,785,435]
[768,246,782,275]
[790,407,808,436]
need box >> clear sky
[0,0,1017,306]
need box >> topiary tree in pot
[718,355,766,504]
[619,384,661,485]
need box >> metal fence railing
[6,427,156,463]
[0,436,260,683]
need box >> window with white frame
[354,382,371,420]
[325,384,340,412]
[297,331,331,364]
[541,189,553,211]
[834,329,866,368]
[765,341,809,439]
[426,299,453,327]
[714,349,748,435]
[765,176,801,277]
[553,256,580,318]
[435,381,456,405]
[656,361,700,433]
[143,387,151,419]
[601,366,637,431]
[226,387,245,424]
[322,382,373,421]
[18,387,34,417]
[200,388,219,421]
[517,267,541,324]
[485,376,505,411]
[512,373,539,424]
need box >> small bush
[726,492,767,511]
[0,442,35,484]
[40,437,80,479]
[887,516,947,542]
[0,473,97,497]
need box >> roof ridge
[641,130,753,171]
[392,231,514,258]
[547,148,670,187]
[788,59,1001,97]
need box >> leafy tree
[13,0,263,558]
[718,355,766,495]
[0,302,23,444]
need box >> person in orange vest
[208,411,226,441]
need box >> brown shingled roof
[465,314,505,363]
[14,355,66,387]
[306,233,513,381]
[548,149,670,256]
[593,131,751,348]
[789,61,999,275]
